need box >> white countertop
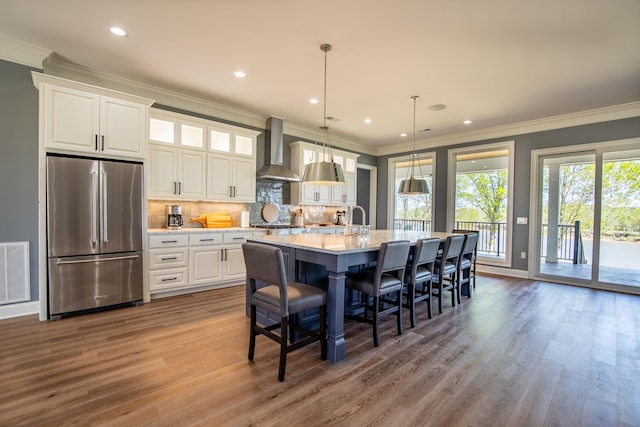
[147,225,345,234]
[148,227,258,234]
[247,229,450,255]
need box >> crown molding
[0,36,50,69]
[282,121,376,156]
[43,53,269,129]
[41,53,376,155]
[376,102,640,156]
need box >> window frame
[447,141,515,268]
[387,151,436,230]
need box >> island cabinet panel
[148,230,266,298]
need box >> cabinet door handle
[173,182,177,194]
[95,134,99,150]
[229,186,233,197]
[101,135,105,151]
[220,250,224,262]
[178,182,182,195]
[224,248,228,261]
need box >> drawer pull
[161,257,178,261]
[161,277,178,282]
[232,237,245,240]
[200,238,214,242]
[161,240,178,244]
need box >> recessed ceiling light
[110,27,127,37]
[463,119,472,125]
[234,70,246,78]
[400,133,408,137]
[309,98,319,104]
[364,118,372,124]
[428,104,446,111]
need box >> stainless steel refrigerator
[47,155,143,318]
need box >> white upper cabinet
[209,127,255,157]
[148,108,259,202]
[33,73,153,159]
[289,141,359,206]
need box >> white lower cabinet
[190,246,223,285]
[148,230,266,296]
[148,234,189,292]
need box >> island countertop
[246,229,454,364]
[248,229,451,254]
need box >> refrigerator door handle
[101,169,108,243]
[91,170,98,246]
[56,254,140,265]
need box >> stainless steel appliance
[46,155,143,318]
[165,204,183,229]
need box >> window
[388,153,435,231]
[448,142,514,267]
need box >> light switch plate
[516,217,528,224]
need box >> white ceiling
[1,0,639,150]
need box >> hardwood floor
[1,275,639,426]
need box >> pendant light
[398,95,428,195]
[302,43,345,185]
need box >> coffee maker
[166,205,183,230]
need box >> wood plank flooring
[1,275,639,426]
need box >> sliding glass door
[534,143,640,291]
[538,153,595,281]
[598,149,640,287]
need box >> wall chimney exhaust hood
[256,116,300,182]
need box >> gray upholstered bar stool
[432,234,465,313]
[455,231,479,298]
[403,238,441,327]
[345,240,411,347]
[242,242,327,382]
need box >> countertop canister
[241,209,250,228]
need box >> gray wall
[377,116,640,271]
[3,56,638,298]
[0,60,40,300]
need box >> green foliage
[456,170,508,223]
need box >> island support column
[325,270,347,363]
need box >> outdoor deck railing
[393,218,585,263]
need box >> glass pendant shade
[398,176,428,194]
[302,160,345,185]
[398,95,428,195]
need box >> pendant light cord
[410,95,418,179]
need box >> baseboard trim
[0,300,40,320]
[478,265,529,279]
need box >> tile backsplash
[148,181,344,229]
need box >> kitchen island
[247,229,451,363]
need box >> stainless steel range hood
[256,116,300,182]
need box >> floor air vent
[0,242,30,305]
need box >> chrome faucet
[350,205,366,228]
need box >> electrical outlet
[517,217,528,225]
[521,252,527,259]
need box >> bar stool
[432,234,465,313]
[455,231,479,298]
[242,242,327,382]
[403,238,440,327]
[453,229,479,290]
[345,240,410,347]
